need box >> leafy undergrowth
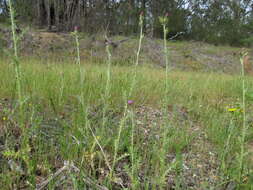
[0,59,253,189]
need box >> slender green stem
[111,14,144,181]
[73,29,85,108]
[130,110,135,179]
[74,30,81,66]
[9,2,18,58]
[159,15,171,188]
[239,52,248,181]
[8,0,22,108]
[163,24,169,95]
[88,122,112,172]
[102,43,112,127]
[129,14,144,97]
[108,15,144,178]
[74,31,82,76]
[111,98,128,179]
[105,44,112,97]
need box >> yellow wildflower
[3,117,7,121]
[227,108,237,112]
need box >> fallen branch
[36,161,108,190]
[169,32,185,40]
[36,164,69,190]
[105,35,130,48]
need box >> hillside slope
[1,27,252,74]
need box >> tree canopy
[0,0,253,46]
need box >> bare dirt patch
[1,29,252,74]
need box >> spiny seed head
[74,26,79,32]
[159,16,168,25]
[139,13,144,26]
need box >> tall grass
[1,57,253,188]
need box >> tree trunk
[142,0,146,32]
[46,0,51,30]
[37,0,41,26]
[54,0,60,30]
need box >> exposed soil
[0,97,222,189]
[133,105,220,189]
[1,28,253,74]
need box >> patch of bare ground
[1,28,252,74]
[2,100,253,189]
[0,102,220,189]
[133,105,220,189]
[247,142,253,168]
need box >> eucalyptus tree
[0,0,252,45]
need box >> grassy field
[1,4,253,189]
[1,51,253,189]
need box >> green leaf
[245,91,253,101]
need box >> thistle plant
[105,36,112,97]
[6,0,32,180]
[109,12,145,185]
[8,0,22,109]
[159,13,169,98]
[83,32,114,185]
[155,13,177,188]
[102,35,112,127]
[237,51,248,182]
[129,11,144,97]
[90,36,113,178]
[72,26,85,107]
[3,2,35,187]
[73,26,81,68]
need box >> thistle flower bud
[128,100,134,105]
[74,26,79,32]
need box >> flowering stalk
[110,12,145,184]
[102,37,112,127]
[105,41,112,98]
[238,51,248,181]
[129,12,144,97]
[73,27,83,79]
[72,26,85,107]
[8,0,22,109]
[160,13,169,98]
[158,13,173,188]
[111,101,128,178]
[128,12,144,181]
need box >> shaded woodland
[0,0,253,45]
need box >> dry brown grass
[243,55,253,75]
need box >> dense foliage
[0,0,253,46]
